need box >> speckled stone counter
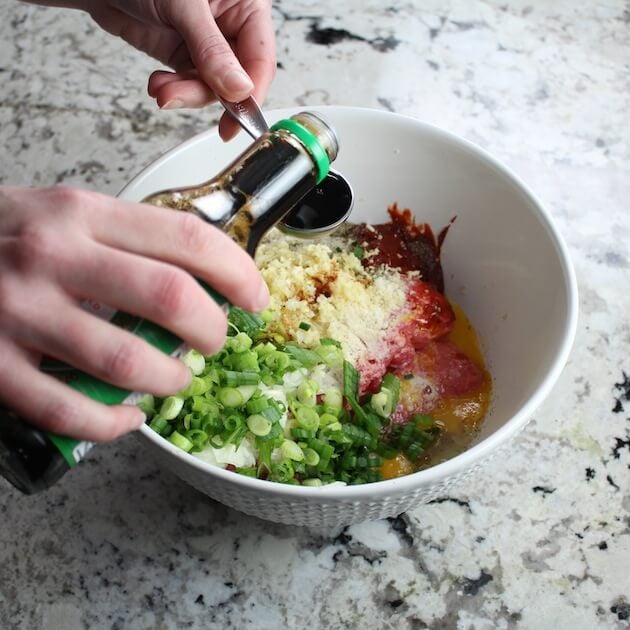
[1,1,629,628]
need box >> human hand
[86,0,276,140]
[0,186,269,441]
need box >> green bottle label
[42,284,226,466]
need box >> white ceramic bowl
[119,106,578,527]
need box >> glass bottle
[0,112,339,494]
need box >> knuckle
[152,268,193,321]
[44,185,84,214]
[194,33,233,63]
[101,339,144,383]
[11,220,57,273]
[176,212,208,256]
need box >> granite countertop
[1,1,629,628]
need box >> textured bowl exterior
[122,106,578,527]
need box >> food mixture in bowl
[142,204,491,485]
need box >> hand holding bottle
[0,186,269,441]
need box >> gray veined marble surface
[1,1,629,628]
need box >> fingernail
[254,281,270,312]
[221,69,254,96]
[161,98,184,110]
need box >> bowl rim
[121,105,579,500]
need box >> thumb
[166,2,254,102]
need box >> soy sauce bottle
[0,112,339,494]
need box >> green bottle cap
[270,118,330,184]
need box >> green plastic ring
[270,118,330,184]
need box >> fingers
[0,339,145,442]
[164,1,254,102]
[83,193,269,313]
[62,243,231,356]
[148,71,247,141]
[148,71,215,109]
[13,290,193,396]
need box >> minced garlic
[255,230,407,367]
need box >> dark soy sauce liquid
[282,171,353,231]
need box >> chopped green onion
[226,332,253,353]
[253,341,275,358]
[137,394,155,416]
[380,373,400,411]
[226,350,260,372]
[160,396,184,420]
[236,385,257,404]
[370,390,393,418]
[246,413,272,437]
[413,414,435,429]
[246,396,269,414]
[149,415,168,434]
[235,466,257,477]
[228,307,265,336]
[303,448,320,467]
[255,421,283,444]
[318,412,338,427]
[406,441,424,460]
[180,376,210,397]
[320,338,341,347]
[343,360,360,400]
[295,406,320,431]
[218,387,244,408]
[184,429,208,450]
[298,321,311,331]
[168,430,193,452]
[264,351,291,372]
[260,308,275,323]
[260,405,282,424]
[296,380,317,406]
[302,478,323,487]
[222,370,261,387]
[182,349,205,375]
[283,343,322,368]
[352,245,364,259]
[341,453,357,469]
[321,421,342,434]
[315,344,343,368]
[281,439,305,461]
[290,427,315,440]
[270,459,294,482]
[324,388,342,411]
